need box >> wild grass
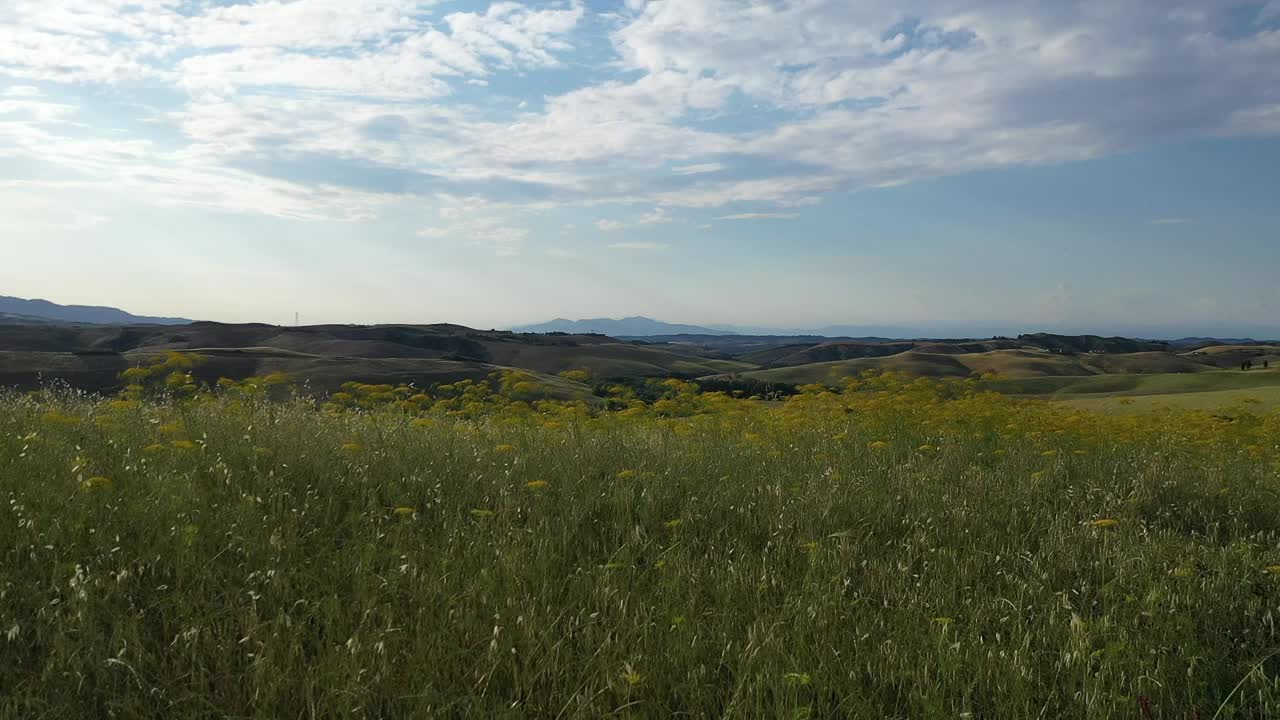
[2,374,1279,718]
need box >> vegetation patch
[2,369,1279,716]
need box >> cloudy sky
[3,0,1279,335]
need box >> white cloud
[183,0,435,50]
[609,241,668,250]
[671,163,725,175]
[717,212,799,220]
[417,195,534,255]
[594,208,673,232]
[638,207,673,225]
[1,0,1278,222]
[178,2,584,98]
[0,98,79,123]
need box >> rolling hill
[4,318,1276,405]
[0,349,599,399]
[985,368,1280,397]
[721,349,1219,385]
[0,321,754,395]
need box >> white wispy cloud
[1,0,1278,233]
[608,241,669,250]
[717,212,800,221]
[418,195,534,255]
[594,208,673,232]
[671,163,726,175]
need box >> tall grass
[2,379,1279,718]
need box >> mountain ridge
[509,316,734,336]
[0,295,191,325]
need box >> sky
[2,0,1279,337]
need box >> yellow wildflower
[526,480,550,490]
[393,506,416,516]
[783,672,812,686]
[869,440,889,450]
[171,440,197,450]
[80,476,112,492]
[1089,518,1119,529]
[621,667,644,687]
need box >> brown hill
[726,349,1217,384]
[0,322,756,394]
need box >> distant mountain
[0,295,191,325]
[1,312,61,325]
[1017,333,1171,354]
[511,317,734,337]
[708,324,923,338]
[1168,337,1268,349]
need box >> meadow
[3,359,1280,718]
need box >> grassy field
[730,350,1215,384]
[3,368,1280,718]
[1059,386,1280,413]
[990,369,1280,397]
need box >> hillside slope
[0,321,758,393]
[725,349,1216,384]
[0,348,594,399]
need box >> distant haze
[511,316,1280,343]
[0,295,191,326]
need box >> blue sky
[2,0,1279,336]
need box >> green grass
[731,350,1215,384]
[3,386,1280,718]
[990,369,1280,397]
[1059,386,1280,413]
